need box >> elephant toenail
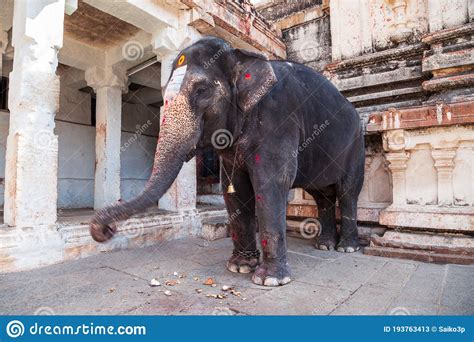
[238,265,252,274]
[263,277,279,287]
[280,276,292,285]
[346,247,355,253]
[337,246,345,252]
[252,274,264,285]
[227,262,239,273]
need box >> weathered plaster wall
[58,101,159,208]
[258,0,331,72]
[56,121,95,208]
[428,0,472,31]
[453,142,474,206]
[330,0,429,61]
[283,15,331,72]
[258,0,323,22]
[120,102,159,202]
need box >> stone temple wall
[258,0,474,263]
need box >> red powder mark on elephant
[261,239,267,248]
[245,73,251,80]
[232,233,237,241]
[255,153,260,163]
[256,194,263,201]
[161,116,166,125]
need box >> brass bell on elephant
[227,183,236,194]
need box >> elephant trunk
[90,94,199,242]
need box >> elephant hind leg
[335,175,363,253]
[307,187,338,251]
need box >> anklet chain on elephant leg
[233,249,260,259]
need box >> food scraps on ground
[149,278,161,287]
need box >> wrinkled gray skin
[90,37,365,287]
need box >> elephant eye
[195,86,210,97]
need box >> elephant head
[89,36,277,242]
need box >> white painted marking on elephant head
[164,65,187,109]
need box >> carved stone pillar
[383,129,411,207]
[358,155,374,205]
[4,0,65,227]
[85,66,128,209]
[385,151,410,206]
[431,148,456,206]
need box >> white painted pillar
[85,66,128,209]
[4,0,65,227]
[385,152,410,206]
[431,148,456,206]
[152,27,200,212]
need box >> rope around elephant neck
[220,145,239,193]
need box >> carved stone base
[365,231,474,265]
[286,202,389,224]
[380,205,473,233]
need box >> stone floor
[1,236,473,315]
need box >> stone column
[358,155,374,205]
[85,66,128,209]
[431,148,456,206]
[152,27,200,212]
[4,0,65,227]
[385,152,410,206]
[0,30,7,77]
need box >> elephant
[89,36,365,287]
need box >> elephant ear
[232,49,277,113]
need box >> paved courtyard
[1,236,473,315]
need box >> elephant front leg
[222,171,260,274]
[251,181,292,287]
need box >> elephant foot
[315,233,337,251]
[336,236,361,253]
[90,220,116,243]
[226,249,260,274]
[252,261,292,287]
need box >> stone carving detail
[389,0,413,45]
